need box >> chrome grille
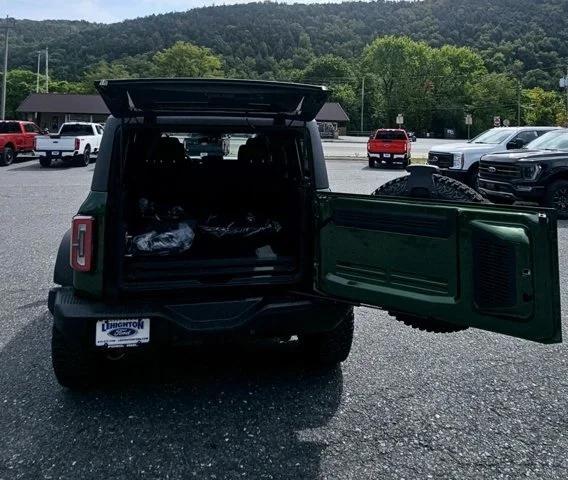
[428,152,453,168]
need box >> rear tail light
[70,216,94,272]
[74,138,80,151]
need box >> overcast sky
[2,0,347,23]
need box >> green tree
[466,73,518,133]
[523,87,564,126]
[5,69,38,118]
[81,61,132,93]
[361,36,433,129]
[152,41,223,78]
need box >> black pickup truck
[478,129,568,218]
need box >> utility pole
[36,51,42,92]
[517,79,522,126]
[1,17,16,121]
[45,47,49,93]
[565,66,568,121]
[360,76,365,133]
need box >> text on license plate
[95,318,150,348]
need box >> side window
[10,122,21,133]
[96,125,104,135]
[24,124,40,133]
[514,130,538,144]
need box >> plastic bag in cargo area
[199,213,282,240]
[130,222,195,256]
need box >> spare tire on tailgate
[372,172,487,203]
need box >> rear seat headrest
[148,136,185,166]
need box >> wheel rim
[5,150,13,164]
[83,150,90,166]
[552,186,568,214]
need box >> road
[322,137,462,159]
[1,157,567,480]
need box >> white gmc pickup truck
[36,122,104,168]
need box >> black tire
[372,172,487,203]
[299,308,354,366]
[544,180,568,219]
[78,145,91,167]
[368,158,375,168]
[51,325,98,389]
[39,156,52,168]
[0,146,15,166]
[467,164,480,191]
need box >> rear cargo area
[117,127,308,291]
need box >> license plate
[383,153,392,158]
[200,152,208,157]
[52,151,59,155]
[95,318,150,348]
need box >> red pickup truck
[0,120,43,166]
[367,129,412,168]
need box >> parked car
[0,120,43,166]
[35,122,104,167]
[184,133,230,158]
[367,128,412,168]
[478,129,568,217]
[407,131,417,142]
[48,79,561,389]
[318,122,338,139]
[427,126,558,189]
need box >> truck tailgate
[36,136,75,151]
[367,139,407,154]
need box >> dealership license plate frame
[95,318,151,348]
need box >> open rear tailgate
[95,78,329,121]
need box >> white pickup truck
[427,126,558,189]
[36,122,104,167]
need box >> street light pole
[360,76,365,133]
[0,18,15,120]
[36,51,41,92]
[45,47,49,93]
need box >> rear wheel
[368,158,375,168]
[78,145,91,167]
[39,156,52,168]
[299,308,354,366]
[51,325,98,389]
[0,146,15,166]
[544,180,568,219]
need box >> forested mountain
[8,0,568,87]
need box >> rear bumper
[48,287,350,348]
[478,178,545,202]
[38,150,77,159]
[368,153,408,163]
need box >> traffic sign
[493,116,501,127]
[465,114,472,125]
[396,114,404,126]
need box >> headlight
[521,164,541,180]
[453,153,464,168]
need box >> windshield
[469,129,514,144]
[59,124,93,136]
[526,130,568,150]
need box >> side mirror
[507,139,523,149]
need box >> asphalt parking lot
[1,157,567,480]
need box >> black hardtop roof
[95,78,329,121]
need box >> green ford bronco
[48,79,561,389]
